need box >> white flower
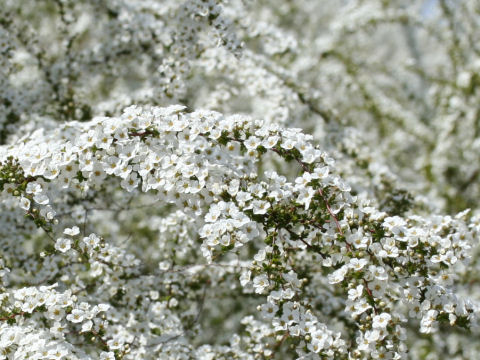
[349,258,368,271]
[370,280,386,297]
[0,329,19,347]
[33,193,49,205]
[251,200,271,215]
[244,136,261,150]
[301,146,320,164]
[314,166,329,179]
[120,172,140,192]
[81,320,93,332]
[48,348,69,359]
[372,313,391,329]
[262,135,279,149]
[364,329,380,342]
[369,265,388,280]
[350,229,368,249]
[26,182,42,195]
[254,249,267,262]
[96,304,110,312]
[348,285,364,300]
[100,352,116,360]
[240,270,251,286]
[44,165,60,179]
[90,261,103,277]
[328,266,348,284]
[64,226,80,236]
[48,306,65,321]
[280,137,295,150]
[352,298,372,316]
[310,329,333,352]
[253,274,270,294]
[50,322,67,336]
[297,187,315,210]
[19,196,31,210]
[55,238,72,253]
[66,309,85,323]
[420,310,438,333]
[205,207,221,223]
[107,338,124,350]
[259,302,278,319]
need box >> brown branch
[363,279,378,314]
[0,311,26,322]
[270,331,290,359]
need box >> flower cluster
[0,105,477,359]
[1,0,480,359]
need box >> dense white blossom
[0,0,479,359]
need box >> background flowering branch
[0,0,479,359]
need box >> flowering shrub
[1,0,479,359]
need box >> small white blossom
[55,238,72,253]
